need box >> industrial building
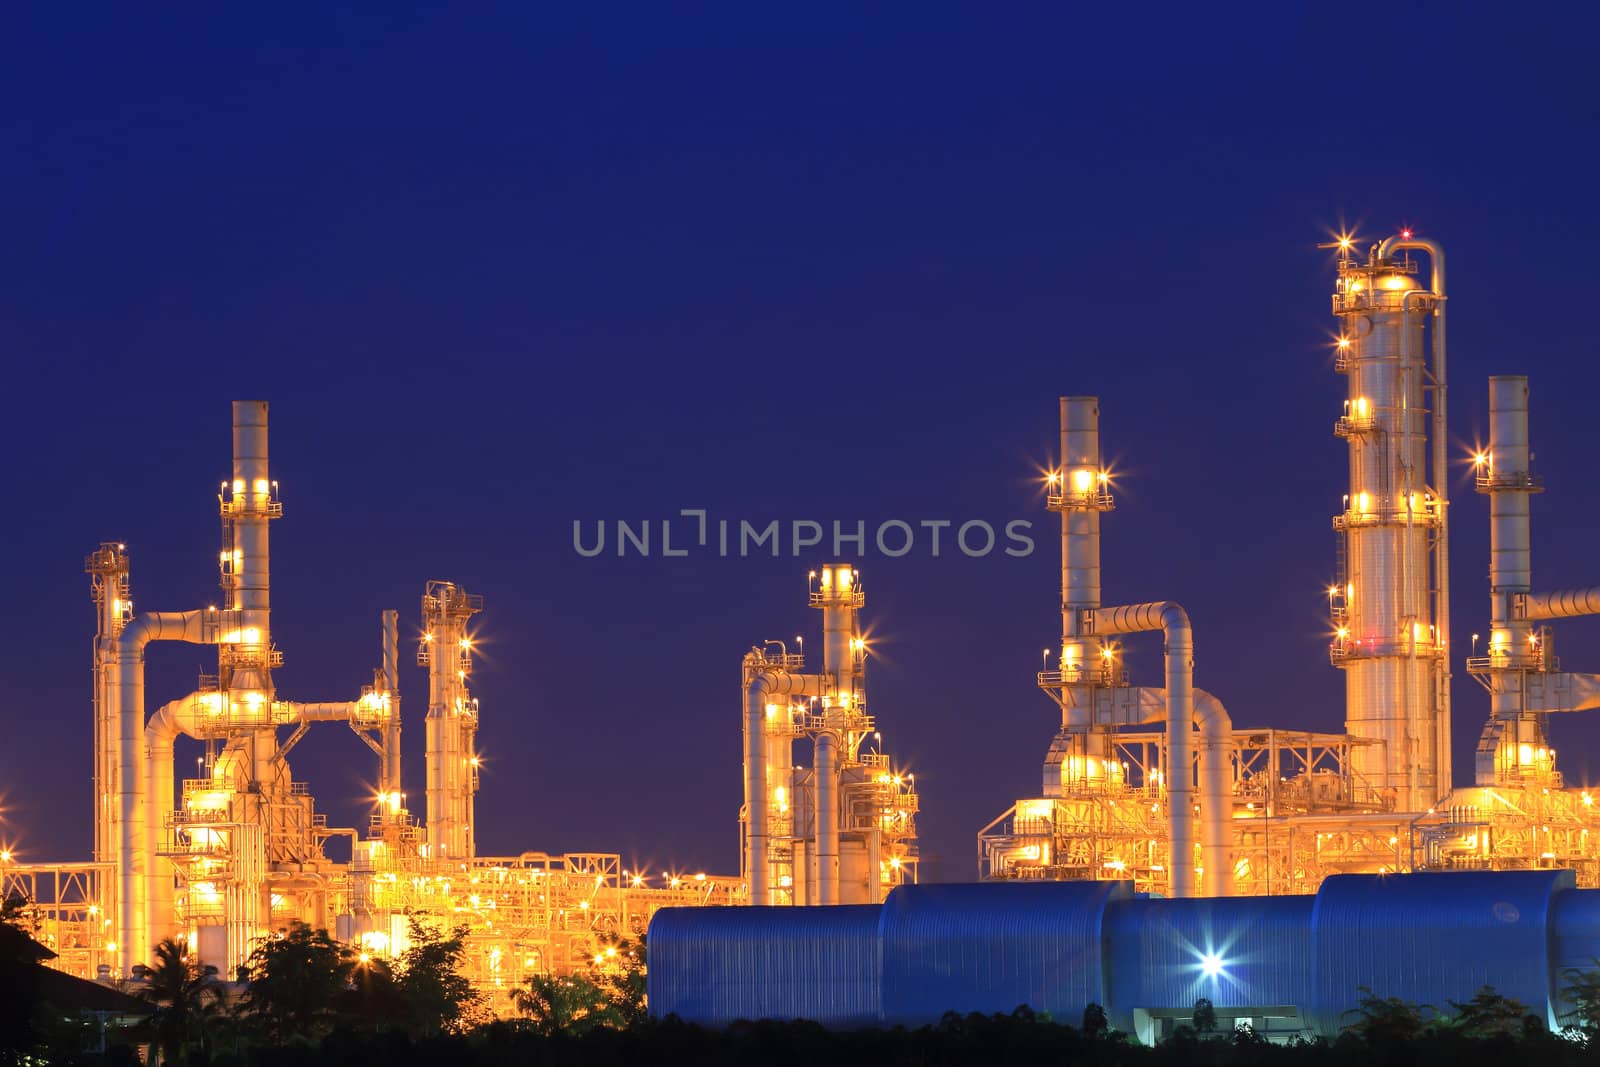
[5,402,760,1009]
[1,399,924,1010]
[740,564,921,906]
[649,233,1600,1033]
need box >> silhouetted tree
[1562,961,1600,1041]
[1192,997,1217,1034]
[140,938,218,1065]
[1342,986,1433,1043]
[1081,1002,1108,1035]
[393,916,484,1036]
[334,953,407,1032]
[588,931,647,1028]
[513,973,616,1036]
[1445,985,1534,1039]
[0,898,45,1065]
[240,922,353,1042]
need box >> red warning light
[1400,229,1413,239]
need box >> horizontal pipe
[1524,587,1600,621]
[1521,673,1600,715]
[282,701,363,721]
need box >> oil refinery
[647,233,1600,1036]
[12,230,1600,1035]
[2,400,923,1013]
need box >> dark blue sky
[3,5,1600,881]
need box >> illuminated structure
[2,402,741,1009]
[741,564,920,905]
[421,581,481,864]
[980,234,1600,896]
[650,232,1600,1036]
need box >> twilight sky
[3,5,1600,882]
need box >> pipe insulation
[815,731,839,906]
[144,692,211,945]
[1084,683,1233,898]
[115,611,216,969]
[1525,588,1600,621]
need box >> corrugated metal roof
[1308,869,1574,1032]
[1104,894,1314,1032]
[647,904,881,1027]
[647,871,1600,1033]
[879,880,1131,1026]
[1551,888,1600,1025]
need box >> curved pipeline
[744,669,823,904]
[115,610,215,970]
[1093,601,1234,897]
[1081,680,1234,897]
[145,692,213,944]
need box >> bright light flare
[1200,952,1224,978]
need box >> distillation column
[1472,377,1546,781]
[810,564,865,906]
[1329,239,1448,811]
[1043,398,1115,790]
[87,544,131,868]
[421,581,482,864]
[380,609,402,799]
[219,400,284,783]
[1040,398,1232,897]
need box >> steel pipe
[1525,588,1600,621]
[381,609,401,795]
[114,611,215,969]
[1084,681,1233,897]
[815,731,839,906]
[1094,601,1214,897]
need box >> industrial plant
[647,233,1600,1035]
[11,229,1600,1036]
[4,401,929,1012]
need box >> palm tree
[512,973,615,1036]
[140,938,217,1066]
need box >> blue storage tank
[647,904,881,1027]
[1550,887,1600,1025]
[647,870,1600,1034]
[1104,893,1314,1037]
[879,880,1130,1025]
[1307,870,1573,1033]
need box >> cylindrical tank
[1331,256,1445,810]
